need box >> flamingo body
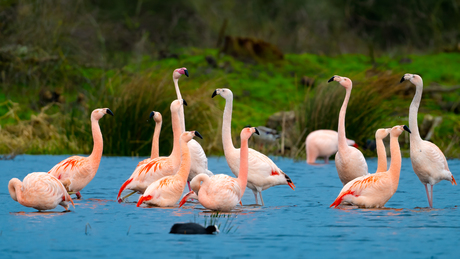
[9,172,74,211]
[306,129,357,164]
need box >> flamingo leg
[424,184,433,208]
[430,184,434,208]
[252,190,259,205]
[120,191,137,203]
[325,157,329,164]
[187,181,192,192]
[259,191,265,206]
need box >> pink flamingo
[305,130,358,164]
[328,76,369,185]
[401,73,457,208]
[137,111,163,167]
[137,131,202,207]
[212,88,295,206]
[9,172,75,211]
[375,128,390,173]
[117,100,185,202]
[179,127,259,212]
[330,125,411,208]
[173,68,213,191]
[48,108,113,199]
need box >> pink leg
[76,192,82,199]
[187,181,192,192]
[252,190,259,205]
[430,184,434,208]
[424,184,432,208]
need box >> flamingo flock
[7,69,456,212]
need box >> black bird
[169,223,219,235]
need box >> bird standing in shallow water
[9,172,75,211]
[179,127,259,212]
[212,88,295,206]
[136,131,202,207]
[328,76,369,185]
[169,223,219,235]
[330,125,410,208]
[401,73,456,208]
[48,108,113,199]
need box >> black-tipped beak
[194,131,203,139]
[403,125,411,134]
[328,76,335,83]
[149,111,155,119]
[106,109,114,116]
[400,76,405,83]
[183,99,187,106]
[184,69,189,77]
[254,127,260,135]
[212,90,217,98]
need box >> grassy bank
[1,49,460,158]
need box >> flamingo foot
[76,192,82,199]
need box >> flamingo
[137,131,202,207]
[136,111,163,168]
[48,108,113,199]
[305,130,358,164]
[330,125,411,208]
[172,68,213,191]
[328,75,369,185]
[375,128,390,173]
[179,127,259,212]
[212,88,295,206]
[401,73,456,208]
[117,100,185,202]
[9,172,75,211]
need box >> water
[1,155,459,258]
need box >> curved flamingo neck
[222,96,236,155]
[8,179,22,202]
[170,108,182,166]
[89,118,103,171]
[376,137,387,173]
[237,136,249,198]
[175,139,191,181]
[388,134,402,183]
[338,87,351,150]
[409,82,423,141]
[173,78,186,132]
[190,174,209,193]
[150,120,162,159]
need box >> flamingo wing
[48,156,89,188]
[247,148,280,176]
[423,140,450,171]
[330,173,385,207]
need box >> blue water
[1,155,459,258]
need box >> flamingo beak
[149,111,155,120]
[328,76,335,83]
[212,90,217,98]
[194,131,203,139]
[106,109,114,116]
[136,195,152,207]
[239,201,243,206]
[184,69,189,77]
[288,181,296,190]
[452,175,457,185]
[403,125,411,134]
[183,99,188,106]
[254,128,260,135]
[400,76,406,83]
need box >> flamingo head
[390,125,411,138]
[149,111,163,124]
[173,67,189,80]
[400,73,423,86]
[212,88,233,100]
[328,75,352,89]
[375,128,390,141]
[181,131,203,143]
[136,195,152,207]
[241,126,259,141]
[91,108,114,121]
[170,99,187,114]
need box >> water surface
[1,155,459,258]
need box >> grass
[194,211,238,234]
